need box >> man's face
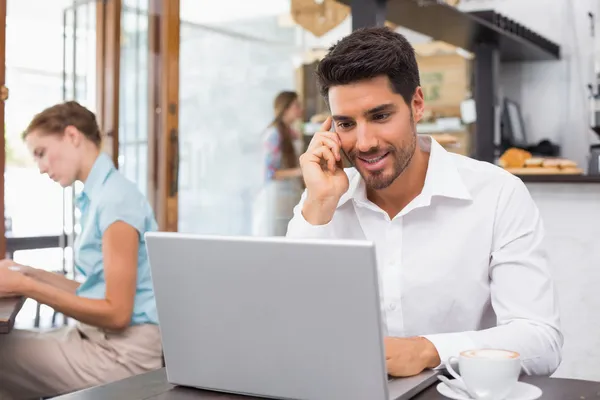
[329,75,425,190]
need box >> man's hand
[384,337,441,377]
[299,117,350,225]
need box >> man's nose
[355,122,378,153]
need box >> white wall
[455,2,600,380]
[526,183,600,381]
[458,0,600,170]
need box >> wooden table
[55,368,600,399]
[0,296,25,333]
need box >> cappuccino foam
[462,349,519,359]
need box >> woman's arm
[18,266,80,293]
[17,221,138,331]
[265,128,303,181]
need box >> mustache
[349,146,395,159]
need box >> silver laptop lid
[146,232,389,400]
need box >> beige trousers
[0,323,162,400]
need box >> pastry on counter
[559,159,578,168]
[498,147,532,168]
[498,148,583,175]
[541,158,561,168]
[524,157,544,167]
[541,158,579,169]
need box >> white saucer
[436,380,542,400]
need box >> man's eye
[373,113,390,121]
[337,122,354,129]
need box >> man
[286,27,562,377]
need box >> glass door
[177,0,299,236]
[176,0,352,237]
[119,0,150,197]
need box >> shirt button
[388,303,397,311]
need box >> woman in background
[260,91,305,236]
[0,101,162,399]
[264,91,304,181]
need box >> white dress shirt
[286,136,562,376]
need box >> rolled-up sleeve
[424,177,563,376]
[286,190,337,240]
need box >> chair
[33,270,68,329]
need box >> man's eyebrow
[365,103,396,115]
[331,115,353,122]
[332,104,396,121]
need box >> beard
[349,118,417,190]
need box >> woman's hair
[271,91,299,169]
[22,101,102,147]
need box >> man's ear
[412,87,425,123]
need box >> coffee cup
[444,349,521,400]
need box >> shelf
[469,11,559,58]
[338,0,560,62]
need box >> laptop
[146,232,438,400]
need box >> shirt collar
[81,152,115,200]
[337,136,472,208]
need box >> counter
[517,174,600,183]
[523,180,600,381]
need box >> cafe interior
[0,0,599,398]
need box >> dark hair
[23,101,102,147]
[271,91,299,169]
[316,26,420,106]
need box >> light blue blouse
[74,153,158,325]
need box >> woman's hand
[0,259,34,275]
[0,262,28,298]
[0,260,80,294]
